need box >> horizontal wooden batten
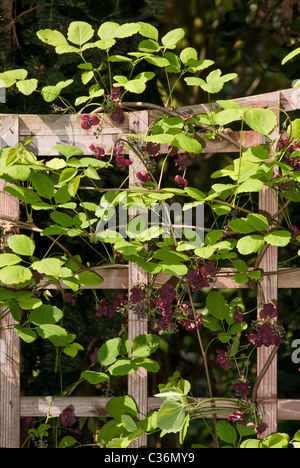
[39,266,300,290]
[178,87,300,115]
[20,396,300,421]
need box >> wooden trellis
[1,87,300,448]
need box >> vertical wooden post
[0,114,20,447]
[127,111,150,447]
[257,95,280,437]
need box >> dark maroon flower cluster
[234,306,243,322]
[175,174,188,188]
[177,303,203,331]
[279,137,300,169]
[128,281,204,333]
[137,171,152,184]
[110,86,122,103]
[247,303,285,348]
[216,346,232,370]
[111,105,125,125]
[80,114,100,130]
[227,411,267,435]
[59,406,77,428]
[89,144,105,159]
[233,372,250,397]
[95,293,126,319]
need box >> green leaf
[80,371,109,384]
[98,21,120,40]
[68,174,81,197]
[287,119,300,139]
[228,218,255,234]
[59,167,78,185]
[30,172,55,199]
[58,436,77,448]
[31,258,63,277]
[185,186,206,201]
[41,85,61,102]
[97,420,126,445]
[16,79,38,95]
[138,22,159,40]
[108,359,138,376]
[264,230,292,247]
[0,253,22,268]
[157,401,186,433]
[161,28,185,49]
[97,337,122,366]
[201,315,221,332]
[216,420,237,445]
[233,259,248,274]
[261,433,290,448]
[52,144,83,159]
[106,395,138,420]
[247,213,269,231]
[8,299,22,322]
[50,211,73,228]
[131,334,161,357]
[114,23,140,38]
[206,291,228,320]
[243,107,277,135]
[37,29,68,47]
[67,21,94,45]
[36,324,69,345]
[4,185,41,204]
[121,415,138,433]
[234,272,249,284]
[14,325,37,343]
[173,133,202,154]
[0,265,32,285]
[180,47,198,65]
[237,235,265,255]
[75,270,103,286]
[236,179,264,193]
[28,304,63,325]
[282,47,300,65]
[133,357,160,373]
[0,69,28,87]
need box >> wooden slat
[0,115,20,448]
[127,111,150,448]
[20,396,300,421]
[256,94,281,437]
[178,87,300,114]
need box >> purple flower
[216,347,232,370]
[228,411,246,425]
[260,303,278,319]
[111,105,125,125]
[89,144,105,159]
[175,175,188,188]
[130,287,145,304]
[233,374,250,397]
[80,114,100,130]
[59,407,77,427]
[115,155,132,169]
[137,171,152,184]
[110,86,122,102]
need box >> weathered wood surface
[0,115,20,448]
[127,111,149,448]
[256,93,281,438]
[20,396,300,421]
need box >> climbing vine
[1,20,300,448]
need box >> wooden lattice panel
[1,87,300,447]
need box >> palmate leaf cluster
[1,17,300,448]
